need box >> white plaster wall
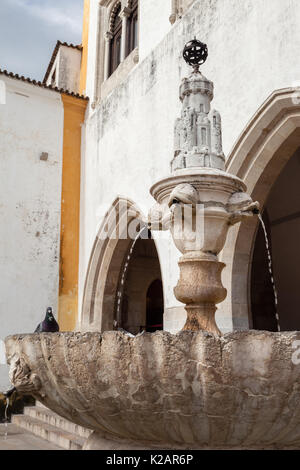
[80,0,300,333]
[0,77,64,389]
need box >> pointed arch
[81,197,144,331]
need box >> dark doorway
[146,280,164,333]
[117,235,164,335]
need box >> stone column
[120,7,131,62]
[104,31,113,81]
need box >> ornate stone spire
[171,39,225,172]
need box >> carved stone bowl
[5,330,300,449]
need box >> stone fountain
[5,40,300,450]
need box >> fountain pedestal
[176,255,226,335]
[4,40,270,451]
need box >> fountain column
[149,40,259,335]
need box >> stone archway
[220,87,300,331]
[81,197,163,333]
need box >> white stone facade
[0,77,64,389]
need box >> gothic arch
[221,87,300,330]
[107,0,135,32]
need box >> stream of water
[258,214,281,332]
[115,226,148,329]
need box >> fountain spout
[149,39,258,335]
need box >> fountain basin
[5,330,300,449]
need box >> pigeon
[35,307,59,333]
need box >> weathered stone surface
[5,330,300,449]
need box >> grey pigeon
[35,307,59,333]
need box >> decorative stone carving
[6,331,300,449]
[171,69,225,172]
[8,356,42,396]
[228,191,260,225]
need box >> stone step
[12,414,86,450]
[24,406,92,439]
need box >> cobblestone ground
[0,424,61,450]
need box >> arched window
[127,0,138,57]
[109,3,122,77]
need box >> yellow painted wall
[59,95,87,331]
[79,0,90,95]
